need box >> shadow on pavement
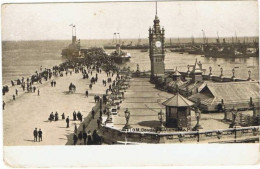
[138,120,160,128]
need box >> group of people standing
[73,128,101,145]
[73,111,83,122]
[48,111,62,122]
[33,128,43,142]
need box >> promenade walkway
[112,78,230,131]
[3,69,115,146]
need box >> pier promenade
[3,68,115,146]
[112,78,229,131]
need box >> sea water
[2,40,259,85]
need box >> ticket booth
[162,93,194,129]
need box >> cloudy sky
[2,1,259,40]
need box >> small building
[189,81,260,112]
[162,93,194,129]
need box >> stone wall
[99,125,260,144]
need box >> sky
[1,1,259,40]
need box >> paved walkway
[3,69,115,146]
[112,78,230,131]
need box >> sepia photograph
[1,0,260,167]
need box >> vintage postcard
[1,0,259,167]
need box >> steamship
[109,44,131,64]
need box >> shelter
[189,81,260,112]
[162,93,194,129]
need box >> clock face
[155,41,161,48]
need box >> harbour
[1,1,260,167]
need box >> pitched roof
[173,67,181,76]
[193,58,202,73]
[162,93,194,107]
[189,81,260,105]
[167,79,185,87]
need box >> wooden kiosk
[162,93,194,129]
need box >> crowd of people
[5,47,123,145]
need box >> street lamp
[232,68,235,78]
[209,66,212,75]
[193,107,203,130]
[158,109,165,131]
[248,70,251,81]
[220,67,223,77]
[229,106,239,128]
[123,108,131,130]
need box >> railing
[100,125,260,144]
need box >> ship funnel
[116,44,121,55]
[72,36,77,44]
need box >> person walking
[85,90,88,97]
[61,113,65,120]
[87,130,92,145]
[33,128,38,142]
[3,101,5,110]
[74,124,77,134]
[38,89,40,96]
[38,129,42,142]
[83,124,86,131]
[78,131,83,144]
[15,89,18,96]
[83,130,87,145]
[91,109,95,119]
[73,133,78,145]
[97,118,101,128]
[66,116,70,128]
[73,111,77,121]
[13,95,15,100]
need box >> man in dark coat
[73,111,77,121]
[55,112,59,121]
[33,128,38,142]
[91,109,95,119]
[77,111,81,121]
[38,129,42,142]
[66,116,70,128]
[83,130,87,145]
[87,130,92,145]
[78,131,83,143]
[73,133,78,145]
[3,101,5,110]
[61,113,65,120]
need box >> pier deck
[112,78,231,131]
[3,69,114,146]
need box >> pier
[3,66,115,146]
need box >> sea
[2,39,259,85]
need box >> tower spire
[156,1,157,15]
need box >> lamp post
[209,66,212,76]
[123,108,131,130]
[158,109,165,131]
[229,106,239,128]
[220,67,223,77]
[105,108,112,124]
[248,70,251,81]
[232,68,235,79]
[193,107,203,130]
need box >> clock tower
[149,10,165,79]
